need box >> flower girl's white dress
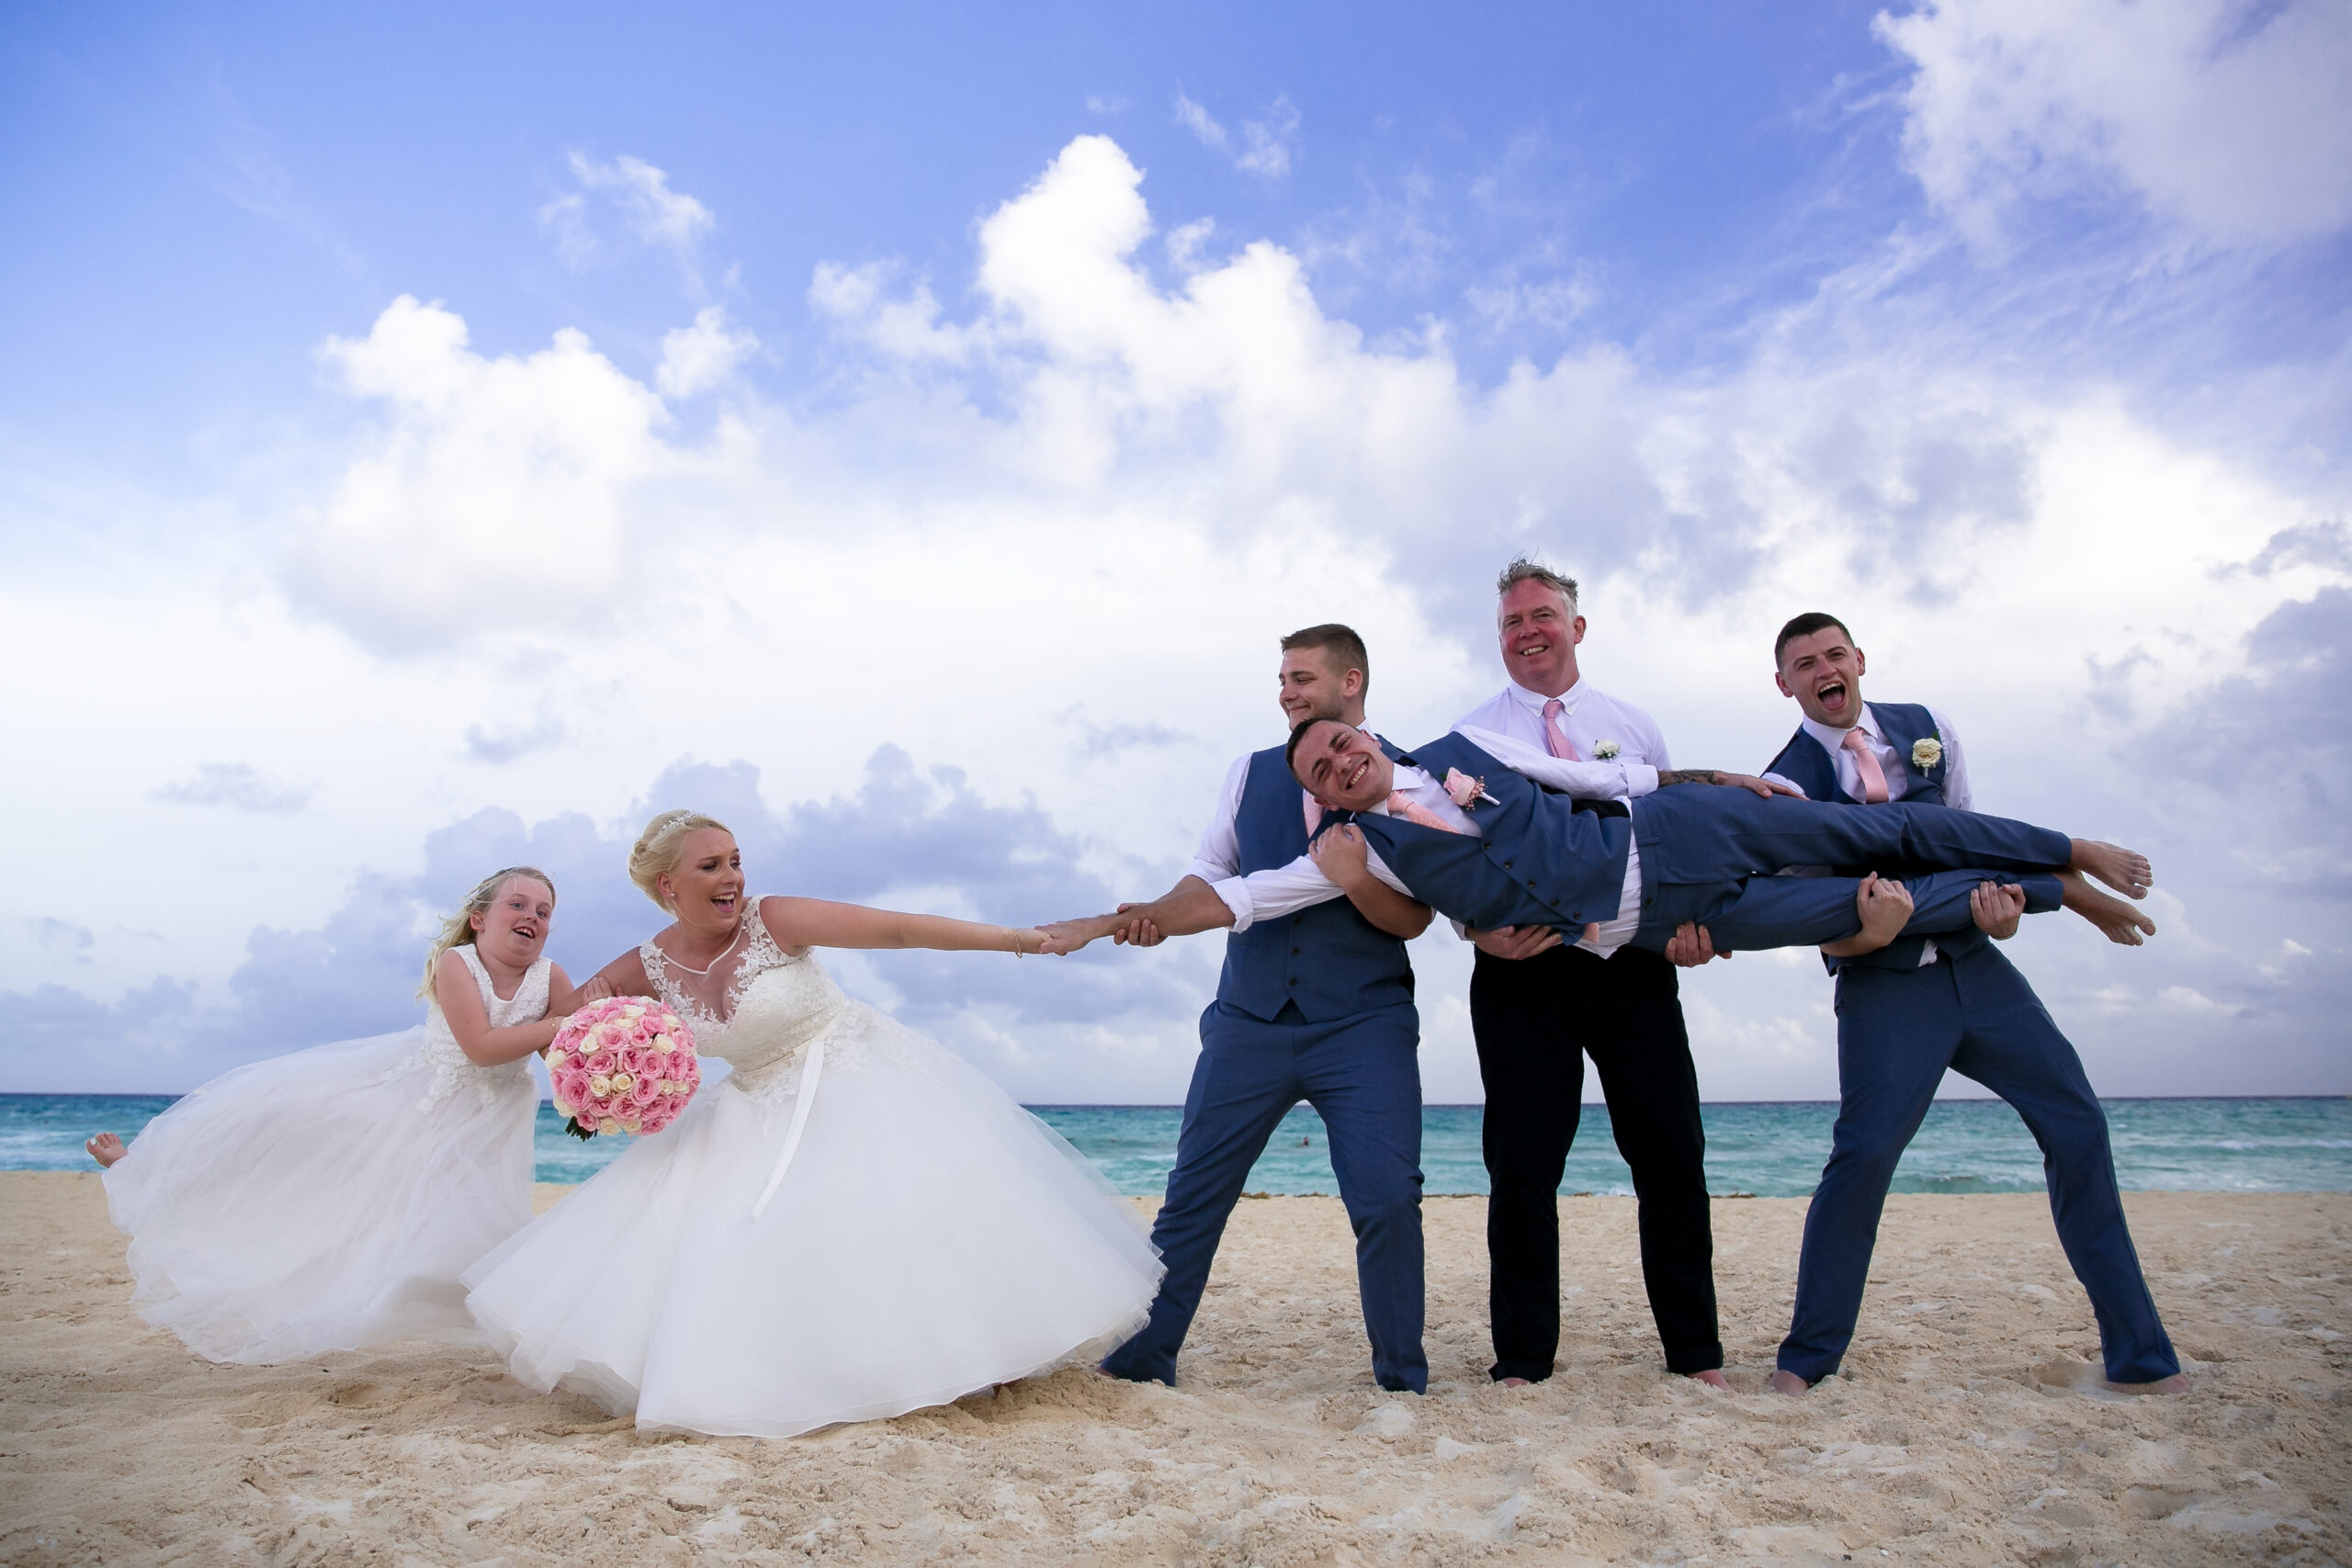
[462,913,1163,1438]
[103,946,548,1363]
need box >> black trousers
[1471,942,1722,1380]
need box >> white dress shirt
[1452,677,1672,790]
[1205,727,1654,956]
[1761,705,1971,810]
[1760,704,1971,965]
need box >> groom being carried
[1047,723,2155,973]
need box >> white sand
[3,1172,2345,1563]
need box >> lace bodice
[639,909,853,1092]
[403,946,549,1110]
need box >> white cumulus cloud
[1879,0,2352,248]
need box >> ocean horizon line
[11,1090,2348,1107]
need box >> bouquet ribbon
[750,1038,826,1222]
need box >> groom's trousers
[1778,941,2179,1386]
[1101,998,1426,1393]
[1625,789,2072,951]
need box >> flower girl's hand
[1035,919,1098,956]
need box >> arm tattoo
[1657,769,1725,787]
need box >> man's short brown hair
[1280,623,1370,693]
[1773,612,1856,666]
[1495,557,1578,613]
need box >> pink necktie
[1385,790,1471,834]
[1842,727,1890,804]
[1303,792,1322,838]
[1542,698,1580,761]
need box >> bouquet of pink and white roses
[547,997,700,1140]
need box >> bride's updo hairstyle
[630,810,732,911]
[416,866,557,998]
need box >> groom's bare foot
[2069,839,2153,900]
[86,1134,126,1168]
[2059,869,2157,945]
[1688,1369,1731,1389]
[1498,1376,1532,1388]
[1770,1370,1812,1396]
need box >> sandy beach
[3,1172,2344,1565]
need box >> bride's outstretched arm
[760,896,1051,956]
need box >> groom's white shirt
[1208,726,1653,954]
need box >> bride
[462,809,1163,1438]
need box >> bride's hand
[581,976,616,1004]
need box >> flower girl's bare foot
[2058,870,2157,945]
[2069,840,2153,899]
[85,1134,126,1168]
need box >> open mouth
[1512,638,1551,659]
[1815,679,1849,711]
[1340,753,1372,794]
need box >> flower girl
[89,867,599,1363]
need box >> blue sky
[5,0,2347,1100]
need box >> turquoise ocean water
[15,1093,2349,1196]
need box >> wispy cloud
[153,763,312,814]
[1172,91,1301,179]
[540,152,718,288]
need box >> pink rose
[1443,767,1488,809]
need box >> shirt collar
[1507,674,1586,711]
[1800,704,1883,756]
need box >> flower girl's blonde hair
[416,866,558,998]
[629,811,731,911]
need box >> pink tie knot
[1841,727,1891,804]
[1385,790,1471,835]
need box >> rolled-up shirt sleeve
[1209,841,1414,931]
[1453,725,1658,800]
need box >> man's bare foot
[1688,1369,1731,1389]
[2058,869,2157,945]
[1769,1370,1811,1396]
[85,1134,126,1168]
[2109,1371,2193,1395]
[1497,1376,1532,1388]
[2069,839,2153,900]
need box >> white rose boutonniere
[1593,739,1622,761]
[1911,736,1944,771]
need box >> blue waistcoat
[1762,701,1975,973]
[1216,741,1415,1024]
[1344,733,1634,935]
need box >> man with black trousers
[1450,558,1726,1388]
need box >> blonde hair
[629,810,732,911]
[417,866,557,998]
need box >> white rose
[1912,737,1944,770]
[1593,739,1621,761]
[589,1074,612,1097]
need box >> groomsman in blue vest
[1095,625,1439,1393]
[1674,611,2185,1394]
[1451,558,1729,1389]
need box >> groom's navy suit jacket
[1346,734,2073,953]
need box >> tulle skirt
[463,1006,1164,1438]
[103,1029,538,1364]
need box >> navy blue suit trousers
[1100,1000,1428,1393]
[1779,942,2178,1385]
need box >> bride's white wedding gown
[462,910,1163,1438]
[103,946,547,1363]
